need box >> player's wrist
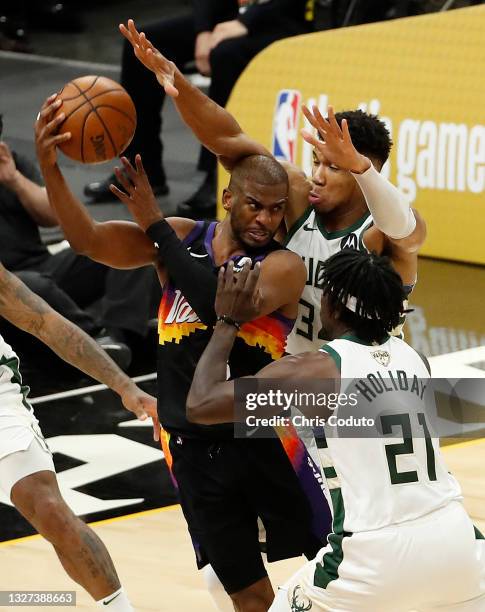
[350,155,371,175]
[215,316,241,331]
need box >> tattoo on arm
[0,264,129,393]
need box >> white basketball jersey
[318,334,462,533]
[284,208,373,355]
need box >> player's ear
[222,188,232,212]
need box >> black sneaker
[95,329,132,371]
[84,173,169,203]
[176,172,216,219]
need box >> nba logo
[272,89,302,163]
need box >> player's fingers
[237,259,252,289]
[44,112,65,136]
[244,261,260,296]
[119,23,133,45]
[301,105,320,131]
[225,260,235,288]
[327,105,341,135]
[120,156,138,182]
[341,118,352,144]
[134,154,147,178]
[313,105,329,130]
[114,166,134,194]
[39,93,59,114]
[38,98,62,125]
[51,132,71,145]
[127,19,140,44]
[301,129,321,148]
[109,183,131,204]
[217,265,226,293]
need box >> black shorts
[169,435,323,594]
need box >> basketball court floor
[1,39,484,611]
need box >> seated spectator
[0,115,158,370]
[84,0,314,218]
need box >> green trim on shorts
[474,525,485,540]
[323,466,337,479]
[0,355,31,411]
[313,487,352,589]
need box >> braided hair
[320,249,407,343]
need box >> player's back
[319,334,462,533]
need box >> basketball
[54,75,137,164]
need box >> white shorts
[0,396,54,500]
[271,501,485,612]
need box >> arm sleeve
[351,164,416,240]
[146,220,218,325]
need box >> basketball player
[119,19,426,352]
[187,250,485,611]
[0,261,158,610]
[35,97,330,612]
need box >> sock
[96,587,134,611]
[203,565,234,612]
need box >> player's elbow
[186,398,211,425]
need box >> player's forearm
[0,266,134,396]
[39,162,97,254]
[352,165,416,239]
[173,68,259,164]
[6,171,58,227]
[39,311,136,397]
[186,322,237,424]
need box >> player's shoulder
[165,216,198,241]
[263,247,306,277]
[281,350,338,377]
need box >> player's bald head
[229,155,288,192]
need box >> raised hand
[301,105,371,174]
[215,260,262,324]
[34,94,71,168]
[110,154,164,231]
[119,19,179,97]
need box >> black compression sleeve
[146,220,217,325]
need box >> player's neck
[212,219,247,266]
[316,201,368,233]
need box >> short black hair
[320,249,406,343]
[0,114,3,139]
[229,154,288,191]
[334,110,392,166]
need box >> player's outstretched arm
[0,262,160,437]
[303,105,424,244]
[120,19,268,170]
[35,95,157,269]
[186,263,335,425]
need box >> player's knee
[29,492,75,545]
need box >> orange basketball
[54,75,137,164]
